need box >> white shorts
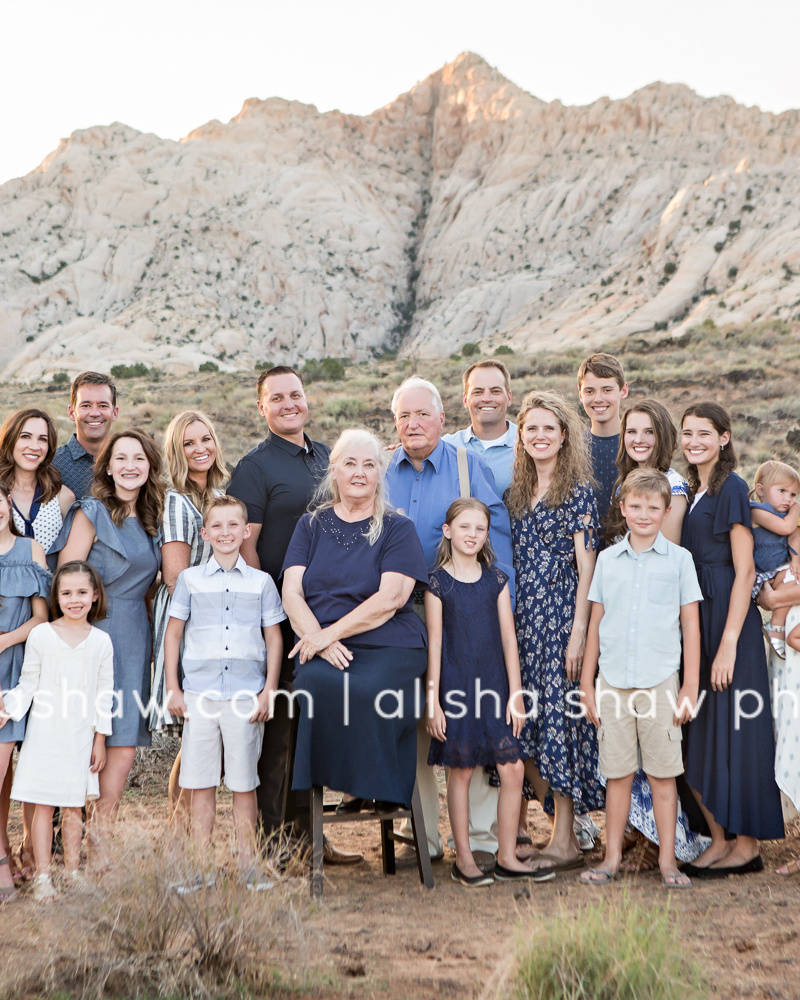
[180,692,264,792]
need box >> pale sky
[3,0,799,186]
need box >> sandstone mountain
[2,52,800,380]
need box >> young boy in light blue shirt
[579,469,702,888]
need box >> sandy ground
[2,756,800,1000]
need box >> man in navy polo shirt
[228,367,360,863]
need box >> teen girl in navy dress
[680,402,784,877]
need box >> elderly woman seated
[281,428,429,814]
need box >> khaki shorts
[596,673,683,780]
[180,692,264,792]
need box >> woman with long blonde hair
[149,411,227,821]
[508,390,603,872]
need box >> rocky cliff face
[2,52,799,380]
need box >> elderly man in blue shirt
[386,376,513,862]
[443,360,517,496]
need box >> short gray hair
[391,377,443,417]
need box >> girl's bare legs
[61,807,83,874]
[522,759,580,863]
[688,785,733,867]
[516,795,530,842]
[20,801,35,875]
[31,804,55,875]
[447,766,481,877]
[496,760,531,870]
[95,746,137,826]
[0,744,15,891]
[189,787,216,862]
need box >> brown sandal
[777,857,800,877]
[0,856,18,903]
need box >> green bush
[199,361,219,373]
[714,241,725,253]
[302,357,346,382]
[51,371,70,385]
[253,359,273,372]
[728,267,739,280]
[111,362,162,380]
[663,262,677,276]
[494,345,515,356]
[461,342,480,357]
[323,396,368,420]
[513,897,708,1000]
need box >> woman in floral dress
[507,390,603,871]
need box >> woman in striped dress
[149,411,227,819]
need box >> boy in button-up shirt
[579,469,702,888]
[165,496,285,891]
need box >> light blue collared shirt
[588,531,702,689]
[386,438,515,604]
[443,421,517,496]
[170,554,286,700]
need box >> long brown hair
[506,391,594,517]
[91,429,165,535]
[162,410,227,511]
[682,401,737,497]
[0,480,21,537]
[50,560,107,622]
[604,399,678,542]
[0,408,63,503]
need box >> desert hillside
[2,52,800,381]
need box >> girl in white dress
[0,561,113,901]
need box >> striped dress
[149,489,220,730]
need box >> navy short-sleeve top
[282,508,429,649]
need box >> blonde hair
[619,469,672,509]
[506,390,594,517]
[751,460,800,500]
[162,410,227,510]
[434,498,495,569]
[312,429,391,545]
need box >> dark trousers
[256,620,309,839]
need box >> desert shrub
[728,267,739,280]
[253,359,273,372]
[663,261,677,276]
[111,362,162,380]
[51,371,69,385]
[199,361,219,373]
[512,897,708,1000]
[461,342,480,357]
[714,242,725,253]
[0,822,314,1000]
[494,345,515,356]
[323,396,368,420]
[302,357,346,382]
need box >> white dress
[770,606,800,817]
[4,622,114,807]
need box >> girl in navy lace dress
[425,499,553,887]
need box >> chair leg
[380,819,395,875]
[409,780,434,889]
[311,786,324,898]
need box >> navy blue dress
[427,566,522,769]
[283,509,428,808]
[681,473,784,840]
[514,483,604,813]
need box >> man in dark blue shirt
[52,372,119,498]
[228,368,359,863]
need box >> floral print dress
[514,482,604,813]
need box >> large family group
[0,355,799,902]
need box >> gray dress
[49,499,161,748]
[0,537,51,744]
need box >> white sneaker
[239,865,274,892]
[171,872,216,895]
